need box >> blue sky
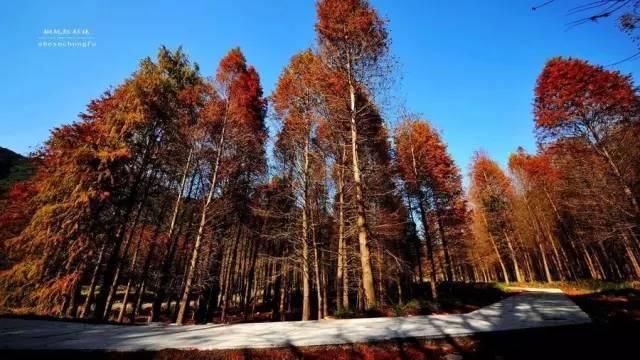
[1,0,638,177]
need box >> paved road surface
[0,289,591,351]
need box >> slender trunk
[220,225,241,322]
[545,225,565,281]
[135,224,167,322]
[538,238,552,283]
[279,259,288,321]
[581,243,599,279]
[436,208,453,281]
[347,58,376,309]
[336,145,347,310]
[622,231,640,278]
[176,120,226,325]
[151,151,194,321]
[65,279,82,318]
[417,194,438,300]
[299,134,312,321]
[103,200,149,320]
[117,224,146,323]
[408,136,437,298]
[502,230,522,282]
[406,196,423,283]
[480,211,509,283]
[80,242,106,318]
[322,264,328,317]
[588,126,640,217]
[132,280,146,322]
[311,205,323,319]
[93,140,155,321]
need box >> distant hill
[0,147,34,195]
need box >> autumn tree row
[0,0,470,324]
[1,0,639,325]
[468,58,640,283]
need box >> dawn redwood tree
[315,0,390,309]
[534,57,640,220]
[175,48,266,325]
[272,50,328,320]
[99,47,207,321]
[395,116,467,298]
[508,148,567,282]
[0,91,133,315]
[469,152,522,283]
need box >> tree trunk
[311,207,323,319]
[220,225,242,322]
[480,211,509,283]
[622,231,640,278]
[502,230,522,282]
[436,208,453,281]
[103,201,148,320]
[336,145,347,310]
[347,59,376,309]
[176,120,226,325]
[538,238,552,283]
[301,136,312,321]
[80,242,106,318]
[417,194,438,300]
[588,126,640,218]
[151,151,194,321]
[117,224,146,323]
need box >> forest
[0,0,639,325]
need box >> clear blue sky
[1,0,638,177]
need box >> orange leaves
[216,47,247,88]
[213,48,267,178]
[273,50,328,156]
[316,0,388,64]
[508,148,558,189]
[394,117,459,194]
[534,57,637,142]
[469,151,513,207]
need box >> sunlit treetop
[315,0,389,71]
[534,57,638,144]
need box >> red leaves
[469,151,513,203]
[216,48,247,87]
[508,148,558,188]
[316,0,388,63]
[394,118,459,194]
[534,57,637,142]
[0,181,35,243]
[215,48,267,177]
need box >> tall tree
[395,116,467,298]
[534,57,640,219]
[315,0,390,309]
[272,50,328,320]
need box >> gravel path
[0,288,591,351]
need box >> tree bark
[301,135,312,321]
[176,120,226,325]
[417,194,438,300]
[347,58,376,309]
[480,211,510,283]
[80,242,106,318]
[336,145,348,310]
